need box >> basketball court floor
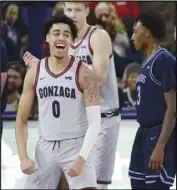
[1,120,176,189]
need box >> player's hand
[23,51,39,68]
[20,157,37,175]
[148,145,164,172]
[67,156,85,177]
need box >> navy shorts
[129,125,176,187]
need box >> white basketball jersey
[69,26,119,113]
[36,56,88,140]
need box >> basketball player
[24,2,120,189]
[129,11,176,189]
[15,15,101,189]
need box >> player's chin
[133,42,140,50]
[54,48,67,57]
[134,45,139,51]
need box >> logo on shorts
[150,136,157,140]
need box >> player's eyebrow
[64,30,71,34]
[52,29,71,34]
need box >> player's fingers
[25,57,33,67]
[23,52,33,64]
[26,167,37,175]
[157,161,162,172]
[149,159,156,170]
[148,159,152,168]
[67,168,77,177]
[22,168,31,175]
[23,52,31,61]
[152,161,157,171]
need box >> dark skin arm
[149,89,176,172]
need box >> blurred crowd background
[1,1,176,119]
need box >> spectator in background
[95,2,130,57]
[121,63,141,110]
[174,26,176,41]
[111,2,139,20]
[89,1,139,20]
[95,2,130,80]
[52,2,64,16]
[19,30,29,64]
[1,2,28,61]
[1,37,9,137]
[5,62,26,112]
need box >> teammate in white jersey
[15,14,101,189]
[23,2,121,189]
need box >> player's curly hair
[136,10,165,40]
[43,14,77,41]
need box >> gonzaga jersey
[136,48,176,127]
[36,56,88,140]
[69,26,119,114]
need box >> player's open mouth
[55,44,65,50]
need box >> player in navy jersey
[129,11,176,189]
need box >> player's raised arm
[90,29,112,86]
[15,65,37,162]
[79,63,101,161]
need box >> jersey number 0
[52,100,60,118]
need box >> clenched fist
[67,156,85,177]
[20,157,37,175]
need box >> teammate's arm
[15,66,36,162]
[90,29,112,86]
[79,63,101,160]
[67,63,101,177]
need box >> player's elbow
[97,74,107,86]
[16,111,28,129]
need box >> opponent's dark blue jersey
[136,48,176,127]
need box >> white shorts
[24,137,97,189]
[94,115,120,184]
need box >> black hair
[8,61,26,79]
[43,14,77,41]
[126,62,141,77]
[136,10,165,40]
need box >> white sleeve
[79,105,101,161]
